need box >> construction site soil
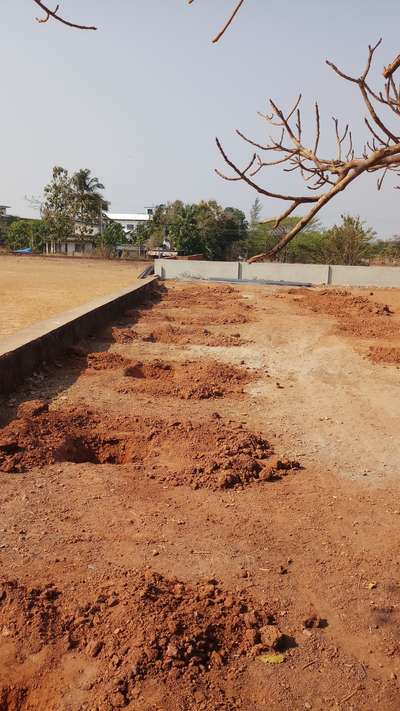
[0,281,400,710]
[292,288,399,345]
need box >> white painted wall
[242,262,329,284]
[330,265,400,288]
[155,259,400,288]
[155,259,239,281]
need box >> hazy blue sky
[2,1,400,236]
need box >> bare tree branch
[187,0,246,42]
[32,1,97,30]
[384,54,400,79]
[215,41,400,261]
[31,1,245,39]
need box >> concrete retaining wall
[241,261,329,284]
[0,277,157,395]
[330,265,400,288]
[154,259,239,281]
[156,258,400,288]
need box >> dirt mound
[0,580,63,655]
[368,346,400,364]
[340,318,398,339]
[125,306,251,327]
[118,359,253,400]
[109,326,140,344]
[16,400,49,419]
[183,309,251,326]
[65,348,131,371]
[111,324,248,348]
[299,289,394,318]
[85,352,130,370]
[0,571,289,710]
[0,405,299,489]
[156,283,239,307]
[295,288,398,339]
[157,421,299,489]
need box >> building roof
[106,213,150,222]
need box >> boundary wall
[0,277,157,395]
[155,259,400,288]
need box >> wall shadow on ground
[0,282,167,429]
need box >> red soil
[368,346,400,364]
[293,288,398,339]
[0,403,298,489]
[110,324,248,348]
[0,571,289,711]
[117,359,253,400]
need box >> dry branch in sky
[216,40,400,261]
[32,1,245,40]
[32,1,96,30]
[187,0,246,42]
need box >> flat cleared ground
[0,255,146,338]
[0,282,400,710]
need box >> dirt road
[0,282,399,710]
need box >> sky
[1,0,400,237]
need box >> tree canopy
[41,166,108,244]
[4,219,49,252]
[143,200,248,259]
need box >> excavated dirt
[0,571,289,710]
[117,359,254,400]
[143,283,239,307]
[126,306,251,327]
[368,345,400,364]
[67,352,253,396]
[98,283,252,346]
[0,403,299,489]
[64,348,131,371]
[109,324,249,348]
[293,288,398,339]
[2,281,400,710]
[85,352,131,371]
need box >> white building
[105,211,152,235]
[44,236,97,256]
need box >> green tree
[132,221,151,247]
[208,205,247,260]
[322,215,376,265]
[98,220,125,249]
[147,200,247,259]
[5,219,49,252]
[372,237,400,263]
[41,166,75,246]
[245,217,323,261]
[168,204,203,254]
[249,197,262,227]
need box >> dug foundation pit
[108,323,249,348]
[0,403,299,488]
[117,359,254,400]
[67,351,255,399]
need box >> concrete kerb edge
[0,276,158,395]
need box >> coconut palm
[72,169,109,237]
